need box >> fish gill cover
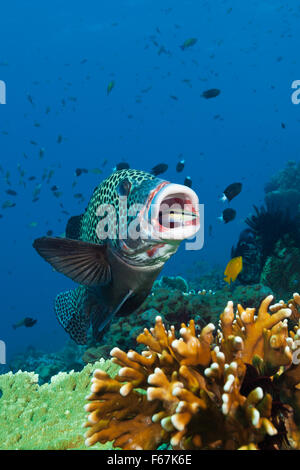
[0,0,300,453]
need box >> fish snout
[143,183,200,241]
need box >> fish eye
[117,178,132,197]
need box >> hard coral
[0,359,118,450]
[84,295,300,450]
[260,238,300,298]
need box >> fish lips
[141,183,200,241]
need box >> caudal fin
[55,286,90,344]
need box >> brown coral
[84,295,300,450]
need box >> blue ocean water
[0,0,299,363]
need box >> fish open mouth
[144,183,200,241]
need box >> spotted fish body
[79,169,160,246]
[34,169,200,344]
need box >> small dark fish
[219,208,236,224]
[182,79,192,88]
[141,86,152,94]
[51,185,59,191]
[89,168,102,175]
[170,95,178,101]
[176,159,185,173]
[184,176,192,188]
[107,80,115,95]
[201,88,221,99]
[57,135,63,144]
[27,94,34,105]
[28,176,36,181]
[2,200,16,209]
[281,122,286,129]
[221,182,242,202]
[180,38,197,50]
[75,168,88,177]
[115,162,130,171]
[74,193,84,199]
[157,46,165,55]
[46,230,53,236]
[5,189,17,196]
[151,163,168,176]
[13,317,37,329]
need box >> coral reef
[264,161,300,215]
[260,237,300,298]
[0,359,118,450]
[233,162,300,286]
[231,229,262,285]
[84,295,300,450]
[264,161,300,193]
[245,202,300,263]
[185,261,226,292]
[82,283,273,363]
[153,276,189,293]
[9,340,86,384]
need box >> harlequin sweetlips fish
[33,169,200,344]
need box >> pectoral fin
[33,236,111,286]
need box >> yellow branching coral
[84,295,300,450]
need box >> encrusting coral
[84,294,300,450]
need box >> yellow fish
[224,256,243,284]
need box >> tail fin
[55,286,90,344]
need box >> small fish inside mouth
[155,195,198,230]
[158,208,197,229]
